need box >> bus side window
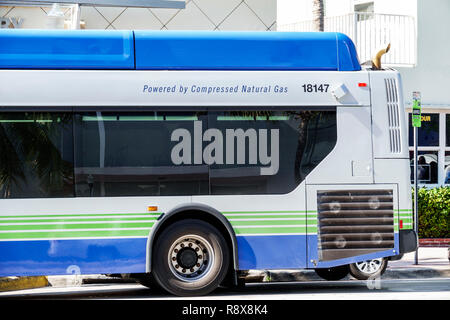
[0,112,74,199]
[72,112,209,197]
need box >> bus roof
[0,30,361,71]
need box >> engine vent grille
[317,189,395,261]
[385,78,402,154]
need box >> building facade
[0,0,276,31]
[278,0,450,187]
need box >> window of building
[408,112,450,186]
[408,113,440,147]
[355,2,374,21]
[446,114,450,147]
[410,151,438,184]
[445,151,450,184]
[0,112,74,198]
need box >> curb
[47,274,136,287]
[0,276,49,292]
[419,238,450,247]
[243,267,450,283]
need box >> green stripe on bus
[0,213,160,219]
[222,210,314,214]
[230,221,306,226]
[225,215,310,219]
[0,222,155,231]
[395,217,413,221]
[0,229,151,240]
[0,217,159,224]
[233,227,308,234]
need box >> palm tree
[312,0,324,32]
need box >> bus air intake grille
[385,78,402,154]
[317,189,394,261]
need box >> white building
[0,0,276,31]
[279,0,450,187]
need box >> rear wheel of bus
[151,219,230,296]
[349,258,388,280]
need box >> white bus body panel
[305,106,374,184]
[0,70,370,107]
[369,70,409,159]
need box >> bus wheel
[151,219,230,296]
[349,258,388,280]
[314,265,349,281]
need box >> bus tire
[132,273,164,292]
[151,219,229,296]
[349,258,388,280]
[314,265,349,281]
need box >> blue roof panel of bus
[134,31,360,71]
[0,30,361,71]
[0,29,135,69]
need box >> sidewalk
[246,247,450,282]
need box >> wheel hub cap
[168,235,214,282]
[355,258,382,274]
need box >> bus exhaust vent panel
[385,78,402,154]
[317,189,394,261]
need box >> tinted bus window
[73,112,209,197]
[207,110,337,195]
[73,110,336,197]
[5,110,336,198]
[0,112,74,198]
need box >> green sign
[412,91,421,127]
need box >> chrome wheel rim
[355,258,383,274]
[168,235,214,282]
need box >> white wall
[277,0,416,26]
[397,0,450,108]
[373,0,416,16]
[277,0,313,25]
[1,0,276,31]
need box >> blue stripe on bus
[0,234,399,276]
[0,239,147,276]
[237,235,308,269]
[237,234,399,270]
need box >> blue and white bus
[0,30,417,296]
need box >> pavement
[246,247,450,282]
[0,247,449,292]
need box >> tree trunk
[312,0,324,32]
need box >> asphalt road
[1,277,449,300]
